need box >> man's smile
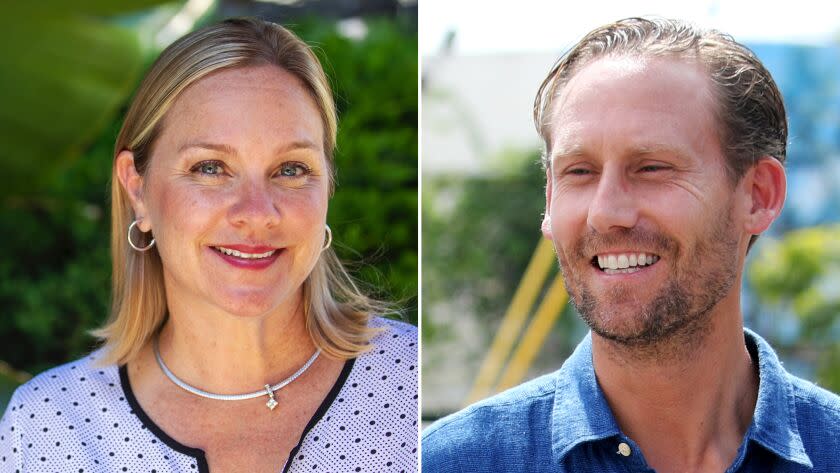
[593,252,661,274]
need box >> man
[422,17,840,473]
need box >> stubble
[559,201,740,363]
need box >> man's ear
[740,157,786,236]
[115,150,151,232]
[541,167,553,239]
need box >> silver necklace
[153,337,321,411]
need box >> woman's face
[120,65,330,319]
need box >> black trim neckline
[119,357,357,473]
[282,357,356,473]
[119,365,210,473]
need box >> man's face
[542,56,745,348]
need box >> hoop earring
[128,220,156,252]
[322,225,332,251]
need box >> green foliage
[421,149,587,397]
[7,1,179,16]
[0,118,116,374]
[817,343,840,394]
[294,19,418,321]
[0,0,177,198]
[422,150,547,342]
[0,17,417,379]
[750,226,840,335]
[749,225,840,391]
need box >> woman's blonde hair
[93,18,387,365]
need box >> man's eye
[192,160,224,176]
[279,162,311,177]
[639,165,667,172]
[567,168,592,176]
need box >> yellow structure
[464,238,568,405]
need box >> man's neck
[591,301,759,473]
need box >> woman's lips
[210,245,282,270]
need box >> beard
[558,200,740,355]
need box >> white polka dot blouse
[0,317,418,472]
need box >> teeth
[596,252,659,270]
[215,247,276,259]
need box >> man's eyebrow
[630,144,690,160]
[550,144,689,163]
[178,140,321,156]
[550,144,586,164]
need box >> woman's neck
[155,294,318,395]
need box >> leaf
[0,1,179,198]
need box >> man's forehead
[545,55,720,163]
[551,55,713,114]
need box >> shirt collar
[548,329,813,468]
[550,332,620,460]
[745,328,812,468]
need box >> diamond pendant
[264,384,278,411]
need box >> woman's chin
[211,288,301,319]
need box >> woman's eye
[279,162,311,177]
[192,160,225,176]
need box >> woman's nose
[227,180,281,229]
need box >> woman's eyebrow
[177,140,320,156]
[178,141,238,155]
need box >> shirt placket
[609,435,656,473]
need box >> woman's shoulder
[6,349,118,406]
[349,315,417,387]
[368,315,417,346]
[364,316,417,366]
[1,351,202,470]
[291,317,418,471]
[0,350,125,465]
[1,349,122,429]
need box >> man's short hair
[534,17,787,184]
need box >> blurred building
[422,52,551,176]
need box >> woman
[0,18,417,472]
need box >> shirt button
[617,442,632,457]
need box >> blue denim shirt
[422,330,840,472]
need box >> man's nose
[586,167,639,234]
[227,180,281,229]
